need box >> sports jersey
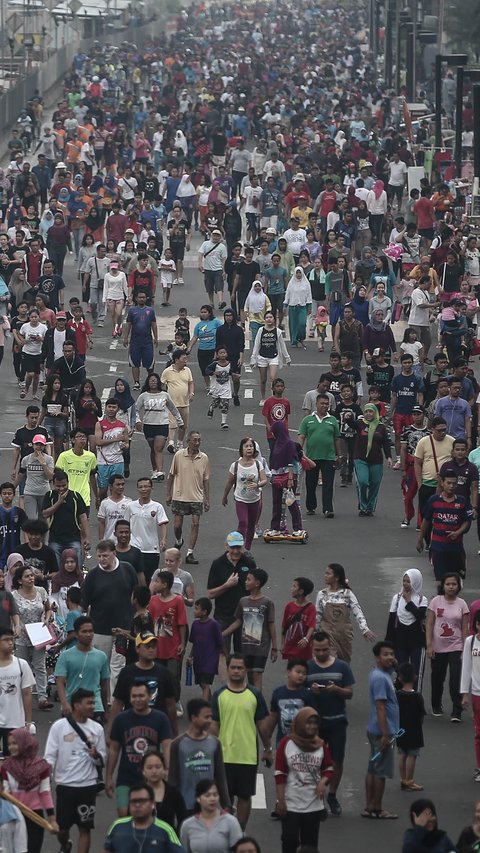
[56,448,97,505]
[96,418,125,465]
[211,684,268,764]
[126,305,156,340]
[422,493,472,551]
[0,506,27,569]
[400,425,431,457]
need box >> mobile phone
[313,682,326,688]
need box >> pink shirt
[428,594,469,653]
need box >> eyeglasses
[129,798,151,805]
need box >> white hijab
[175,174,195,198]
[391,568,427,626]
[175,130,188,155]
[285,266,312,306]
[245,280,268,313]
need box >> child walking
[396,661,425,791]
[205,345,233,429]
[223,568,277,690]
[187,597,225,700]
[159,248,176,307]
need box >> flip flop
[376,811,398,819]
[361,809,377,818]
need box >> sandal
[361,809,378,818]
[376,810,398,819]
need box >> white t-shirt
[283,227,307,256]
[118,175,138,200]
[230,459,264,503]
[44,716,106,786]
[0,657,35,727]
[242,185,263,214]
[388,160,408,186]
[98,496,133,540]
[400,340,423,365]
[53,328,67,360]
[160,259,176,286]
[124,499,168,552]
[20,322,47,355]
[409,287,431,327]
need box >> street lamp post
[435,53,468,151]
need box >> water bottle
[185,662,193,686]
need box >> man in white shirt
[0,627,35,746]
[409,275,439,362]
[241,174,263,242]
[283,218,307,261]
[45,687,106,853]
[387,153,408,208]
[98,474,132,541]
[117,167,138,203]
[124,476,168,582]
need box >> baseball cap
[135,631,157,647]
[265,227,276,235]
[211,229,223,236]
[125,227,135,233]
[56,312,67,319]
[32,434,47,445]
[293,173,305,182]
[56,162,66,169]
[226,531,244,547]
[110,261,119,269]
[412,405,425,413]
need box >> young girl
[205,346,233,429]
[103,261,128,338]
[113,377,136,478]
[74,379,103,451]
[159,247,176,307]
[314,304,329,352]
[400,327,424,376]
[39,373,69,459]
[196,175,211,233]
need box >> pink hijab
[372,180,384,200]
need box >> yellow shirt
[169,449,210,503]
[55,449,97,505]
[160,365,193,408]
[414,434,455,485]
[291,205,313,229]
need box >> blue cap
[226,531,244,547]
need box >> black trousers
[418,483,436,546]
[281,810,323,853]
[431,650,462,716]
[305,460,336,513]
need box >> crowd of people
[0,0,480,851]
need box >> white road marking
[251,774,267,809]
[244,389,253,398]
[244,339,250,350]
[244,365,253,373]
[109,364,118,373]
[219,446,239,452]
[244,414,254,426]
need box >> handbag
[300,455,316,471]
[66,716,104,792]
[272,472,290,488]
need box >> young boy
[366,348,395,403]
[268,658,311,744]
[163,331,189,365]
[262,377,291,453]
[175,307,190,343]
[0,481,27,569]
[67,303,93,363]
[396,662,425,791]
[281,577,316,660]
[159,247,176,307]
[147,570,188,710]
[187,597,225,700]
[223,567,277,689]
[335,384,363,487]
[205,346,233,429]
[113,585,154,664]
[368,385,387,419]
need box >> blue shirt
[306,659,355,722]
[194,318,222,350]
[126,306,156,340]
[391,372,424,414]
[367,667,399,736]
[435,396,471,439]
[270,685,312,744]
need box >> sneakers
[393,460,401,470]
[185,553,199,565]
[151,471,165,481]
[324,511,334,518]
[221,422,229,429]
[431,707,443,716]
[327,792,342,816]
[474,769,480,782]
[233,394,240,406]
[178,277,184,285]
[207,405,213,418]
[450,714,462,723]
[218,300,226,309]
[401,519,410,528]
[133,381,140,390]
[166,440,175,453]
[259,399,265,406]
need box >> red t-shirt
[148,594,188,661]
[68,318,92,356]
[281,601,316,660]
[414,197,435,230]
[261,396,291,440]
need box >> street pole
[474,85,480,182]
[455,65,464,178]
[406,25,414,101]
[384,0,393,88]
[435,54,442,150]
[395,1,401,93]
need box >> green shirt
[55,645,110,711]
[298,413,340,460]
[56,448,97,506]
[211,684,268,765]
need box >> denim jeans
[49,540,82,570]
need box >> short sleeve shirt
[211,684,268,764]
[428,594,470,653]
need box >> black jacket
[41,327,76,369]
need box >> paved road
[0,238,478,852]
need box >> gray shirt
[20,452,54,495]
[230,148,252,174]
[180,813,242,853]
[168,732,231,811]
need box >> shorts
[319,720,347,763]
[171,500,203,516]
[56,784,97,831]
[392,412,413,437]
[418,228,434,240]
[244,654,267,673]
[43,415,67,439]
[204,269,224,295]
[198,348,215,377]
[107,298,124,306]
[97,462,124,490]
[115,785,131,811]
[143,424,169,440]
[256,355,279,367]
[212,154,226,167]
[22,353,42,373]
[170,242,185,263]
[367,732,395,779]
[397,747,420,757]
[129,340,154,370]
[194,672,215,685]
[225,763,257,799]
